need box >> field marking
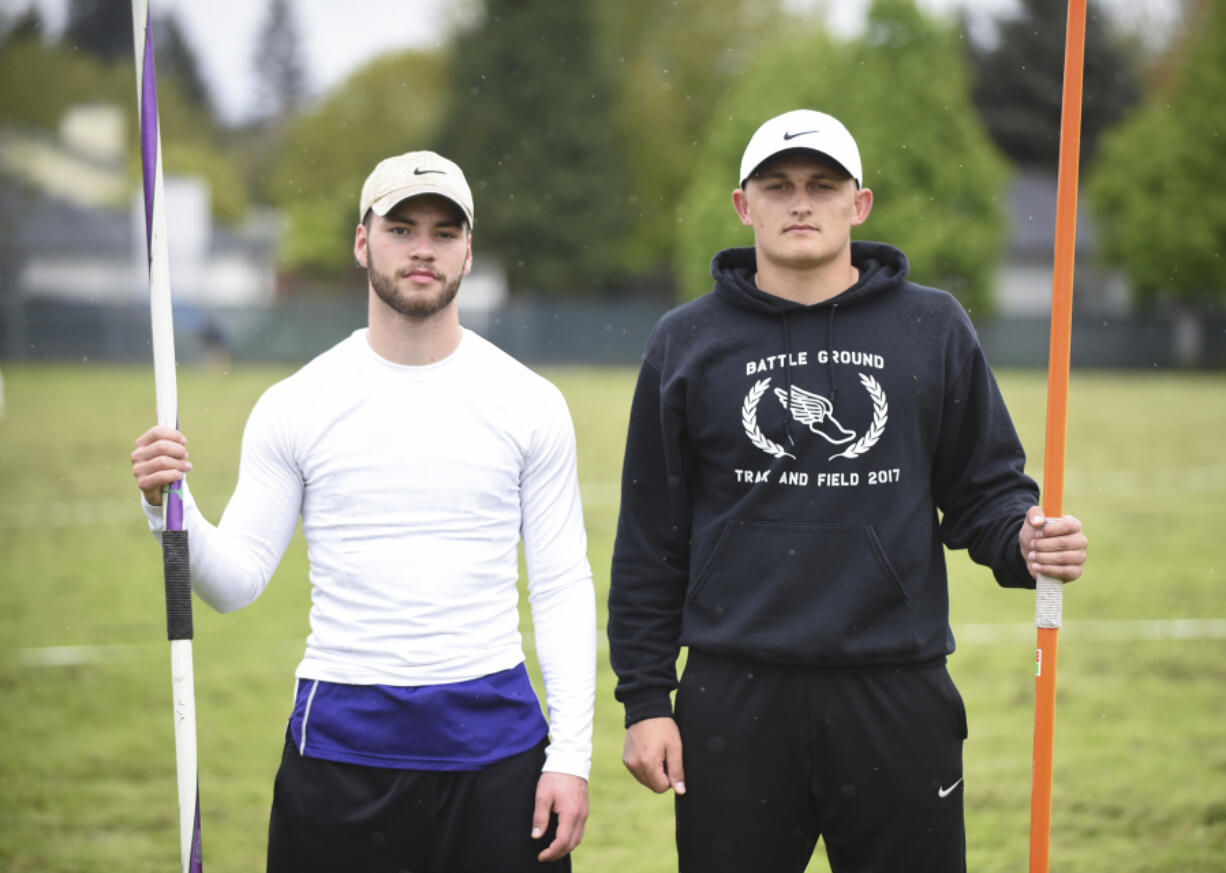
[16,644,130,667]
[955,618,1226,644]
[4,465,1226,530]
[1056,464,1226,496]
[14,619,1226,667]
[0,498,135,530]
[0,484,615,531]
[13,639,300,667]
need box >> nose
[410,237,436,261]
[788,191,814,216]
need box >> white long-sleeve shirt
[145,328,596,778]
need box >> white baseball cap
[359,150,475,226]
[739,109,863,188]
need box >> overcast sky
[0,0,1183,125]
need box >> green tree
[0,8,46,44]
[264,50,450,280]
[593,0,784,290]
[63,0,212,119]
[676,0,1009,313]
[0,35,127,129]
[970,0,1140,167]
[0,32,247,224]
[1087,0,1226,305]
[437,0,632,295]
[64,0,130,62]
[153,12,213,115]
[253,0,307,121]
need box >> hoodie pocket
[683,520,921,663]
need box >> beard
[367,249,461,319]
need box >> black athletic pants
[674,650,968,873]
[266,734,568,873]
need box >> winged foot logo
[774,385,855,446]
[742,374,888,461]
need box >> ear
[851,187,874,227]
[354,222,369,268]
[463,234,473,276]
[732,188,753,227]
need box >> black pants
[266,734,568,873]
[674,651,968,873]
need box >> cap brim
[741,147,859,188]
[368,185,474,226]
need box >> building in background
[996,168,1128,318]
[0,103,277,361]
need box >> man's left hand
[1019,506,1088,581]
[532,771,589,862]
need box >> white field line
[14,619,1226,668]
[0,483,618,531]
[954,618,1226,644]
[0,498,135,530]
[1057,464,1226,495]
[4,465,1226,531]
[14,639,299,667]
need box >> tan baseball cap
[359,150,475,226]
[739,109,863,188]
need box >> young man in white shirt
[131,151,595,872]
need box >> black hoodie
[608,241,1039,726]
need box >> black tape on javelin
[162,529,194,641]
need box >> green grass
[1,363,1224,871]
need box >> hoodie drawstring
[780,305,840,446]
[827,303,840,403]
[780,315,796,446]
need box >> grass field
[1,362,1224,872]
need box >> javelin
[1029,1,1087,870]
[131,2,203,870]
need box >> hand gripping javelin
[1030,2,1087,871]
[131,2,204,870]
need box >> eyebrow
[383,213,464,229]
[759,167,842,181]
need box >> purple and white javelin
[131,1,203,870]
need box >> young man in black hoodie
[608,109,1088,872]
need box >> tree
[1087,0,1226,305]
[1,7,46,45]
[153,12,213,116]
[437,0,632,295]
[253,0,307,121]
[265,50,451,280]
[0,34,120,130]
[676,0,1009,313]
[969,0,1140,168]
[0,31,247,224]
[63,0,131,62]
[592,0,785,290]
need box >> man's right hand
[622,716,686,795]
[131,425,191,506]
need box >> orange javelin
[1029,1,1087,871]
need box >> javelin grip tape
[162,530,194,641]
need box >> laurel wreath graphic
[829,373,888,460]
[741,378,796,459]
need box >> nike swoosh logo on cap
[783,129,819,140]
[937,778,963,798]
[414,168,445,175]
